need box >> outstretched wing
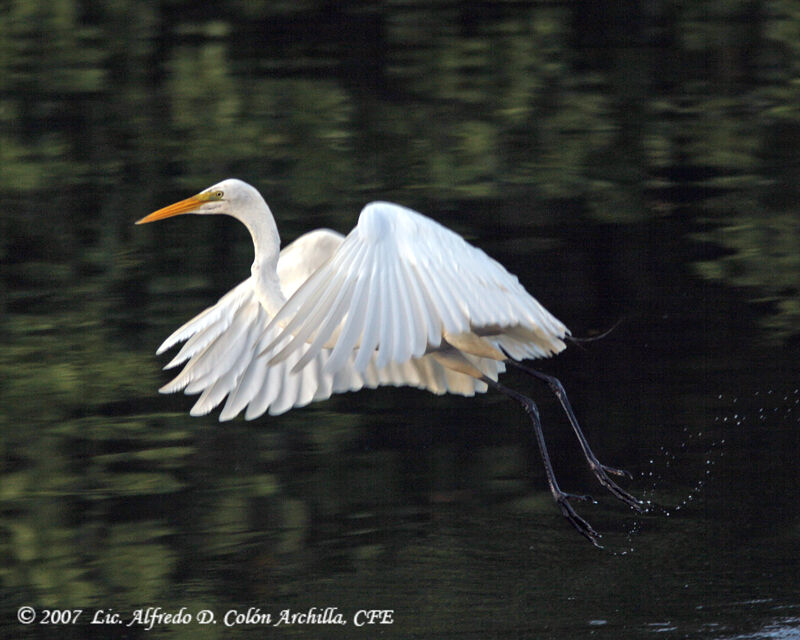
[263,201,568,375]
[154,229,505,420]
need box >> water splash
[620,387,800,550]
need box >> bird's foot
[589,462,644,513]
[553,489,603,548]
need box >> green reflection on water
[2,1,800,638]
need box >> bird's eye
[215,190,224,199]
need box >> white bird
[137,178,641,546]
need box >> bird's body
[140,180,567,419]
[138,179,641,546]
[157,227,509,419]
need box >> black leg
[508,361,643,513]
[480,376,604,548]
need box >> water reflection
[2,1,800,638]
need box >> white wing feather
[154,228,504,420]
[264,202,568,375]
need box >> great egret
[137,179,641,546]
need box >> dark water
[2,2,800,638]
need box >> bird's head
[136,178,260,224]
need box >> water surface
[2,2,799,638]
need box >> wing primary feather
[180,307,254,395]
[322,246,374,374]
[268,367,296,416]
[272,244,364,367]
[262,236,365,360]
[387,261,409,364]
[286,240,370,372]
[393,258,424,361]
[397,259,432,357]
[218,311,270,420]
[252,359,283,417]
[270,247,341,324]
[290,271,358,373]
[388,258,413,365]
[311,351,335,401]
[259,264,337,356]
[354,260,382,372]
[159,335,221,394]
[157,305,220,355]
[163,322,223,369]
[415,256,463,336]
[440,244,477,322]
[375,257,396,369]
[408,261,443,347]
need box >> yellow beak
[136,193,210,225]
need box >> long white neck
[231,191,287,317]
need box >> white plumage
[137,179,567,421]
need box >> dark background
[2,1,799,638]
